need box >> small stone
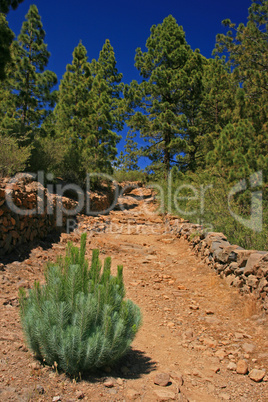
[154,372,170,386]
[219,393,231,400]
[227,362,237,371]
[234,332,244,340]
[169,371,184,386]
[248,369,265,382]
[104,378,114,388]
[189,304,199,310]
[205,309,214,315]
[75,390,85,399]
[36,385,44,394]
[116,378,124,385]
[126,389,140,400]
[242,343,255,353]
[183,330,193,339]
[192,368,202,377]
[153,389,176,400]
[29,362,41,370]
[215,350,226,360]
[210,364,221,374]
[203,337,217,348]
[52,397,61,402]
[236,360,248,375]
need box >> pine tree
[19,234,142,376]
[3,5,57,143]
[211,0,268,180]
[197,57,238,166]
[0,0,24,14]
[88,39,123,174]
[116,132,140,172]
[55,42,93,183]
[127,15,204,177]
[0,13,14,80]
[123,132,140,171]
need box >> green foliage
[54,42,92,184]
[160,169,268,251]
[55,40,123,184]
[113,168,148,183]
[0,0,24,14]
[19,234,142,377]
[0,134,30,177]
[0,13,14,80]
[126,15,205,176]
[115,132,140,172]
[2,5,57,143]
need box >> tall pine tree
[3,5,57,143]
[54,42,93,183]
[88,39,124,174]
[117,132,140,171]
[212,0,268,180]
[126,15,204,177]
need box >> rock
[104,378,114,388]
[153,389,176,401]
[247,275,259,288]
[154,372,170,386]
[203,337,217,348]
[236,360,248,375]
[52,397,62,402]
[242,343,255,353]
[126,389,140,400]
[248,369,265,382]
[205,309,214,315]
[36,385,45,394]
[189,304,199,310]
[244,253,264,275]
[75,390,85,399]
[169,371,184,386]
[257,277,267,293]
[225,274,235,286]
[183,330,193,339]
[192,368,202,377]
[29,362,41,370]
[219,393,231,400]
[210,364,220,373]
[116,378,124,385]
[227,362,237,371]
[215,350,226,360]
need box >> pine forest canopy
[0,0,267,184]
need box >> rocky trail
[0,186,267,401]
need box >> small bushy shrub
[19,234,142,376]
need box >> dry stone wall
[0,175,78,256]
[172,217,268,312]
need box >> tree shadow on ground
[0,229,66,265]
[81,348,157,383]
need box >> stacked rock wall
[0,176,78,256]
[174,219,268,312]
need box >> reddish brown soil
[0,187,267,401]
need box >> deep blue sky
[6,0,252,166]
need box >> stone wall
[173,218,268,312]
[0,175,78,256]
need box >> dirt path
[0,186,267,401]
